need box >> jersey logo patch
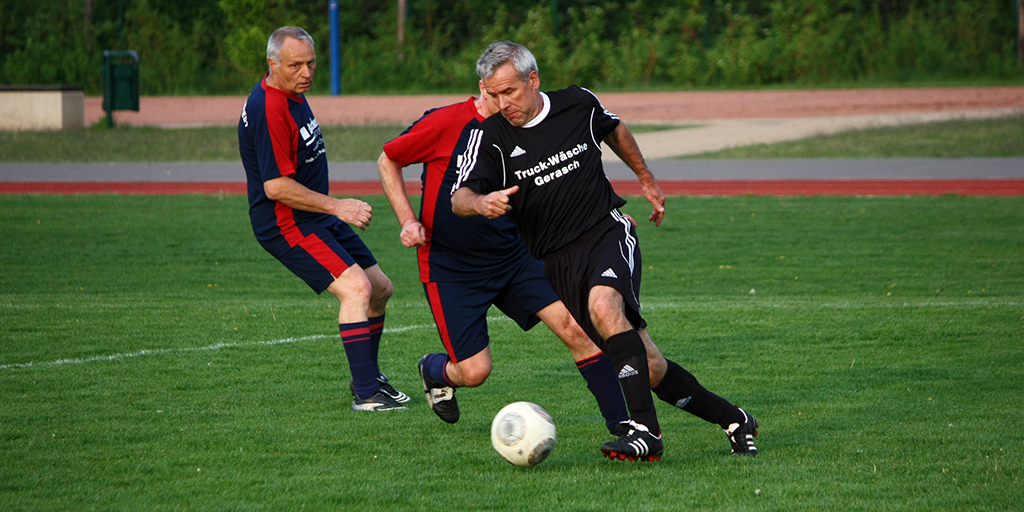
[510,145,526,158]
[601,268,618,279]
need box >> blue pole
[330,0,341,95]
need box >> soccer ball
[490,401,556,467]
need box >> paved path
[4,159,1022,196]
[620,108,1024,159]
[4,158,1024,182]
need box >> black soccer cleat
[351,390,408,411]
[418,354,460,423]
[601,420,663,462]
[725,408,759,456]
[349,372,411,403]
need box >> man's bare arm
[603,121,666,226]
[264,175,373,230]
[376,151,426,246]
[451,186,519,219]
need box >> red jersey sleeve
[262,85,300,178]
[383,99,477,168]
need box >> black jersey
[453,85,625,259]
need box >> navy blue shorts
[543,209,646,348]
[423,254,559,362]
[274,221,377,294]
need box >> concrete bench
[0,85,85,130]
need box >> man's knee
[365,266,394,305]
[327,266,372,302]
[459,365,490,387]
[451,351,492,387]
[588,286,630,336]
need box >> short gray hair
[476,41,537,81]
[267,26,315,71]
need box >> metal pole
[702,0,711,49]
[1018,0,1023,68]
[330,0,341,95]
[118,0,125,49]
[398,0,406,61]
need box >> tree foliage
[0,0,1019,95]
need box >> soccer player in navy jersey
[238,26,409,412]
[377,84,633,444]
[452,41,759,460]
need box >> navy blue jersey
[383,98,529,282]
[238,76,338,257]
[453,86,625,259]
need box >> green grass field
[2,194,1021,510]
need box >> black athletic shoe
[725,408,759,456]
[608,420,633,437]
[418,354,459,423]
[349,373,410,403]
[601,420,663,462]
[351,390,408,411]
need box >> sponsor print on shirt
[513,142,589,187]
[300,117,325,164]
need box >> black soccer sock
[652,358,743,428]
[605,330,661,435]
[340,321,379,399]
[576,352,629,430]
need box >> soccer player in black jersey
[377,86,630,439]
[452,41,759,461]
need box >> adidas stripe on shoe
[351,390,408,411]
[349,373,411,403]
[601,420,663,462]
[725,408,759,456]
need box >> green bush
[0,0,1019,95]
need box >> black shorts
[423,253,560,362]
[543,209,645,348]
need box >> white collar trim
[523,92,550,128]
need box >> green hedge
[0,0,1019,95]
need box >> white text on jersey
[514,142,588,181]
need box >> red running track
[2,180,1023,196]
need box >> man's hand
[265,176,375,229]
[400,220,427,247]
[603,122,665,226]
[643,181,666,226]
[333,198,373,230]
[474,185,519,218]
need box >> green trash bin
[102,50,139,127]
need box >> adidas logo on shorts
[601,268,618,279]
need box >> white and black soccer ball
[490,401,556,467]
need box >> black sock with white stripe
[605,329,661,435]
[652,359,743,428]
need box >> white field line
[1,300,1017,371]
[0,323,435,371]
[640,298,1024,311]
